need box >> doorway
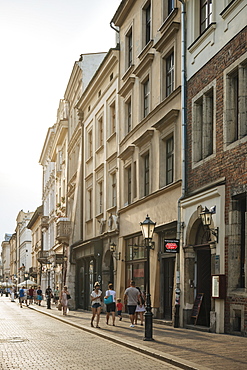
[196,247,211,326]
[163,257,175,320]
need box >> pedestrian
[45,286,52,309]
[134,287,145,325]
[53,286,60,306]
[90,282,102,328]
[28,286,34,305]
[124,280,141,328]
[37,286,43,306]
[33,287,37,304]
[19,286,25,308]
[60,286,70,316]
[105,283,116,326]
[23,287,28,306]
[116,298,123,321]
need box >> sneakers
[130,324,135,328]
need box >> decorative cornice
[152,109,179,131]
[133,53,155,78]
[132,129,154,148]
[154,22,180,52]
[118,76,135,97]
[118,145,135,160]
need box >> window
[166,136,174,185]
[193,87,214,163]
[166,52,174,97]
[133,161,137,199]
[111,173,117,207]
[126,98,132,133]
[88,188,92,220]
[200,0,212,34]
[225,62,247,145]
[144,2,151,46]
[110,101,116,135]
[168,0,174,15]
[126,236,146,292]
[144,153,150,196]
[99,181,103,214]
[97,116,103,148]
[230,195,247,290]
[127,28,133,68]
[143,78,150,118]
[127,166,132,205]
[88,130,93,158]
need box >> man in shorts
[124,280,141,327]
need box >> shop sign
[164,239,179,253]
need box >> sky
[0,0,120,242]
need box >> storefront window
[125,236,146,291]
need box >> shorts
[19,297,25,303]
[127,305,137,315]
[106,302,116,313]
[117,310,122,316]
[92,303,101,309]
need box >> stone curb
[28,305,211,370]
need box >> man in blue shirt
[19,286,25,308]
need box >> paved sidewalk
[26,301,246,370]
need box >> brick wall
[187,27,247,335]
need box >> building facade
[27,205,43,285]
[111,0,182,319]
[72,48,120,310]
[181,0,246,334]
[15,210,34,283]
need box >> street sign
[164,239,179,253]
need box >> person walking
[28,286,34,305]
[124,280,141,328]
[105,283,116,326]
[60,286,70,316]
[19,286,25,308]
[45,286,52,309]
[53,286,60,306]
[116,298,123,321]
[90,282,102,328]
[37,286,43,306]
[134,287,145,325]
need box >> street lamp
[45,261,52,309]
[200,206,219,243]
[140,214,156,341]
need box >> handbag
[57,302,62,311]
[104,292,113,305]
[67,294,71,300]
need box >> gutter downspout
[175,0,187,328]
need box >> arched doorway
[194,223,211,327]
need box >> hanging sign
[164,239,180,253]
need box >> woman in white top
[90,282,102,328]
[105,283,116,326]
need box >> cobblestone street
[0,298,179,370]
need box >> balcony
[29,267,38,277]
[41,216,49,231]
[56,218,71,242]
[37,250,49,264]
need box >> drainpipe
[175,0,187,328]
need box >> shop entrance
[163,257,175,320]
[76,257,96,310]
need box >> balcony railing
[56,219,71,242]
